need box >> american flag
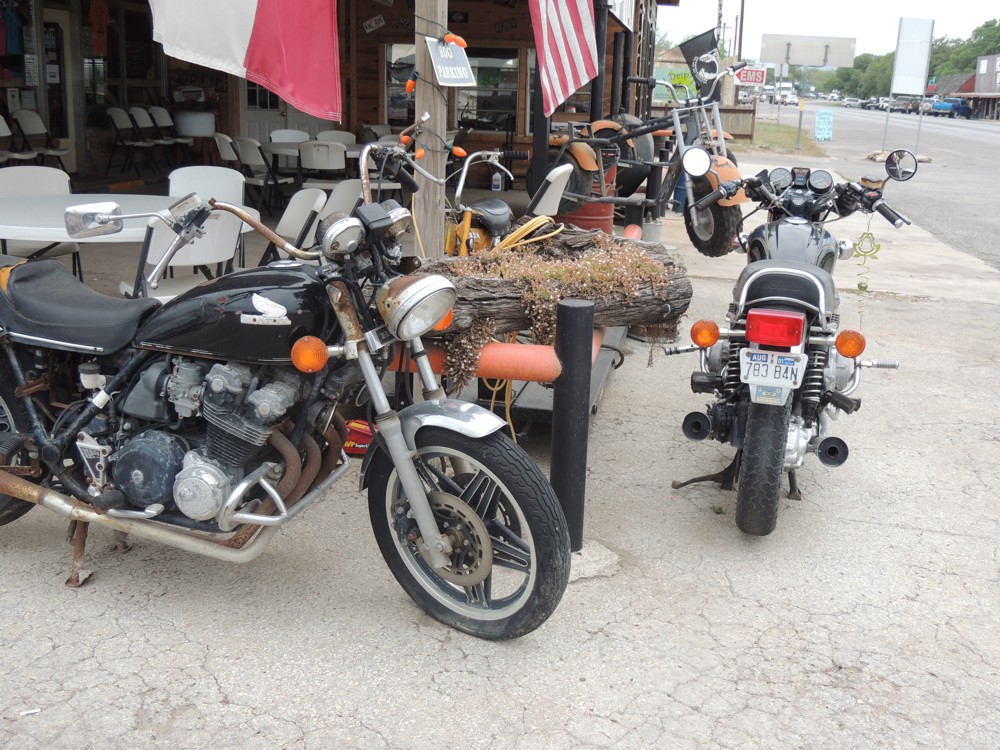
[150,0,342,121]
[528,0,599,117]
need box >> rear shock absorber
[722,340,742,396]
[800,347,827,414]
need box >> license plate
[739,349,808,389]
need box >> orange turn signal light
[291,336,330,373]
[836,329,866,358]
[432,308,455,332]
[690,320,720,348]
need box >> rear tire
[735,401,791,536]
[0,367,36,526]
[685,178,743,257]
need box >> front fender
[359,399,506,489]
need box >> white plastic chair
[233,135,293,212]
[213,131,241,168]
[257,187,327,265]
[120,167,247,299]
[269,129,310,144]
[106,106,157,176]
[148,106,195,148]
[0,116,45,164]
[304,179,363,241]
[11,110,71,170]
[129,106,175,168]
[122,210,246,302]
[0,166,83,279]
[316,130,356,145]
[298,140,347,190]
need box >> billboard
[760,34,855,68]
[890,18,934,96]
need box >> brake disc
[418,491,494,586]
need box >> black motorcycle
[666,147,915,535]
[0,136,571,640]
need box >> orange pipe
[390,329,607,383]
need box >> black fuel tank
[135,263,340,364]
[747,217,839,273]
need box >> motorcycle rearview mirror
[65,202,124,238]
[681,146,712,177]
[884,149,918,182]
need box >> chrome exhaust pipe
[682,412,712,441]
[817,437,849,467]
[0,469,279,563]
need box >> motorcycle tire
[685,178,743,257]
[735,401,792,536]
[368,427,571,640]
[0,365,37,526]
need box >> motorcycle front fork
[356,339,452,569]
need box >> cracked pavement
[2,165,998,748]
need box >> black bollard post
[550,299,594,552]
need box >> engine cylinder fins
[816,436,849,466]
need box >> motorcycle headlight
[376,275,457,340]
[380,199,412,238]
[316,213,365,257]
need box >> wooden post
[413,0,448,259]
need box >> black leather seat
[0,259,161,353]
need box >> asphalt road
[757,101,1000,270]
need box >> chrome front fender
[359,399,506,489]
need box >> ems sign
[735,67,767,86]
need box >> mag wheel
[735,401,791,536]
[685,178,742,257]
[368,427,571,640]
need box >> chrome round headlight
[376,275,457,340]
[316,213,365,257]
[380,199,412,238]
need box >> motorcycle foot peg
[826,390,862,414]
[690,372,723,394]
[817,437,849,467]
[682,412,713,441]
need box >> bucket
[672,182,686,213]
[553,200,615,233]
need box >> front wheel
[368,427,571,640]
[685,178,743,257]
[735,401,791,536]
[0,365,37,526]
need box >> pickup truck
[931,97,973,119]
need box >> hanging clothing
[89,0,110,58]
[4,5,22,56]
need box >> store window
[385,43,415,128]
[84,0,164,126]
[526,50,592,132]
[454,48,518,133]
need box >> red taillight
[745,309,806,347]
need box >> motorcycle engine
[113,359,302,522]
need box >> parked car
[842,97,862,108]
[889,97,919,114]
[861,98,880,110]
[931,97,973,119]
[827,92,840,102]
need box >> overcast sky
[657,1,994,59]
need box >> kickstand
[788,469,802,501]
[65,520,93,588]
[671,452,742,491]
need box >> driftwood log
[418,221,692,344]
